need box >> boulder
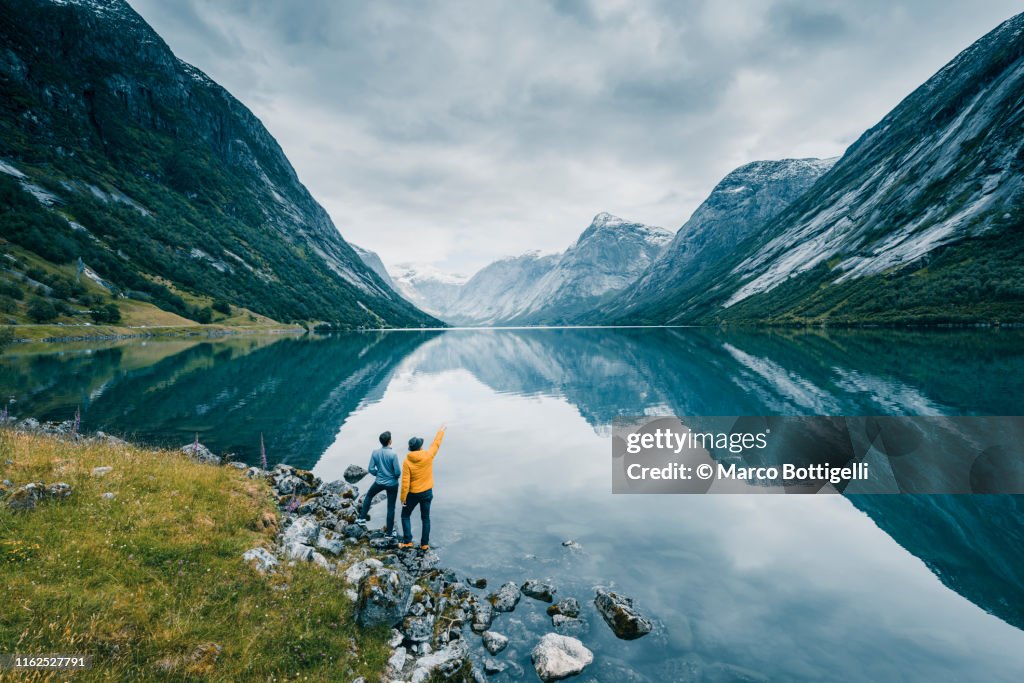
[227,461,248,470]
[343,464,369,484]
[522,579,556,602]
[344,558,383,586]
[242,547,278,574]
[273,474,313,496]
[531,633,593,682]
[181,442,220,465]
[470,598,495,633]
[281,515,320,546]
[320,479,358,499]
[387,646,407,676]
[316,529,345,556]
[594,588,653,640]
[355,564,412,628]
[401,613,435,643]
[282,542,315,562]
[342,523,366,540]
[483,657,507,675]
[468,577,487,589]
[481,630,508,655]
[547,597,581,619]
[488,581,521,613]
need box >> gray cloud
[128,0,1022,274]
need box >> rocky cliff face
[0,0,436,327]
[619,12,1024,325]
[390,264,468,321]
[443,213,672,326]
[601,159,835,323]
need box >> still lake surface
[3,327,1024,681]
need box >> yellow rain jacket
[400,428,446,503]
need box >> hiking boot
[398,542,414,549]
[420,544,430,551]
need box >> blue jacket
[368,446,402,487]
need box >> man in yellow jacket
[398,425,445,550]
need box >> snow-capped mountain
[350,244,396,290]
[440,213,672,326]
[620,12,1024,325]
[443,251,561,326]
[597,159,836,323]
[390,264,469,320]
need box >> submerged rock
[594,588,653,640]
[488,581,522,612]
[531,633,593,681]
[468,577,488,589]
[522,579,556,602]
[483,657,507,674]
[344,464,369,484]
[547,597,581,619]
[482,630,509,655]
[552,614,588,637]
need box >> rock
[488,581,522,613]
[547,597,581,619]
[310,551,333,571]
[316,529,345,556]
[522,579,556,602]
[468,577,487,589]
[242,547,278,574]
[531,633,593,682]
[387,646,407,675]
[344,558,384,586]
[227,461,248,470]
[320,479,358,498]
[594,588,653,640]
[342,523,366,540]
[483,657,507,675]
[408,639,469,683]
[282,542,314,562]
[91,466,113,477]
[245,467,266,479]
[282,515,320,546]
[273,474,313,496]
[470,598,495,632]
[388,629,404,648]
[561,539,583,551]
[401,613,435,643]
[481,630,508,655]
[552,614,588,637]
[355,564,412,628]
[45,482,72,499]
[181,442,220,465]
[101,492,116,500]
[369,535,398,550]
[343,464,369,484]
[18,417,39,431]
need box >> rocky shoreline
[2,418,654,682]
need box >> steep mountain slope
[351,244,396,290]
[444,213,672,326]
[0,0,436,328]
[600,159,836,323]
[624,12,1024,325]
[390,264,468,321]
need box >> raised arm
[425,426,446,459]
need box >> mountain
[0,0,437,328]
[350,244,395,290]
[598,158,836,323]
[443,251,560,326]
[444,213,672,326]
[390,264,468,320]
[619,12,1024,326]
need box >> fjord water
[4,328,1024,681]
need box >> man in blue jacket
[357,430,402,535]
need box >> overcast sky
[129,0,1020,276]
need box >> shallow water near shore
[4,327,1024,681]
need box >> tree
[194,306,213,324]
[212,300,232,315]
[90,303,121,324]
[27,298,57,323]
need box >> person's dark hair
[379,431,392,447]
[408,436,424,451]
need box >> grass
[0,431,391,681]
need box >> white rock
[531,633,593,682]
[242,547,278,574]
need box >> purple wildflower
[73,407,81,435]
[286,497,300,513]
[193,432,200,455]
[260,433,268,470]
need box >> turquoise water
[3,327,1024,680]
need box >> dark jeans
[401,488,433,546]
[359,481,399,534]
